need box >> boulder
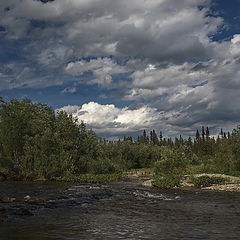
[142,179,152,187]
[24,195,44,204]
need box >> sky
[0,0,240,139]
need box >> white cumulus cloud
[58,101,161,134]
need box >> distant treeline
[0,98,240,180]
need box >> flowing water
[0,180,240,239]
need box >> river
[0,180,240,239]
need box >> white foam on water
[133,190,180,201]
[89,186,101,189]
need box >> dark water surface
[0,181,240,240]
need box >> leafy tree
[230,125,240,170]
[0,99,40,173]
[154,146,188,177]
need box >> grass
[189,175,229,187]
[54,173,122,183]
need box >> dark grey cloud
[0,0,239,137]
[0,0,222,63]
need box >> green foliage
[225,171,240,177]
[230,125,240,170]
[154,146,189,177]
[86,157,121,174]
[152,175,180,189]
[0,98,110,179]
[102,141,161,170]
[189,175,229,187]
[54,173,121,183]
[212,142,235,173]
[1,97,240,184]
[0,98,57,177]
[153,147,188,189]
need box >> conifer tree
[187,137,192,147]
[159,131,163,144]
[227,132,231,139]
[201,126,205,140]
[150,130,153,144]
[151,129,159,145]
[220,128,224,138]
[196,130,200,141]
[179,135,183,145]
[141,130,148,144]
[206,127,210,139]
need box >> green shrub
[152,175,180,189]
[154,146,189,177]
[189,175,229,187]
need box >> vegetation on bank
[152,176,181,189]
[54,173,122,183]
[188,175,229,188]
[0,98,240,185]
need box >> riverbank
[0,168,154,184]
[54,173,122,183]
[1,168,240,192]
[0,171,122,183]
[141,173,240,192]
[119,168,240,192]
[190,174,240,192]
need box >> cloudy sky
[1,0,240,138]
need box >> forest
[0,98,240,184]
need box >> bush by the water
[152,176,180,189]
[153,146,189,188]
[154,146,189,177]
[189,175,229,187]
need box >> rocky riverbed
[1,180,240,239]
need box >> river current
[0,181,240,239]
